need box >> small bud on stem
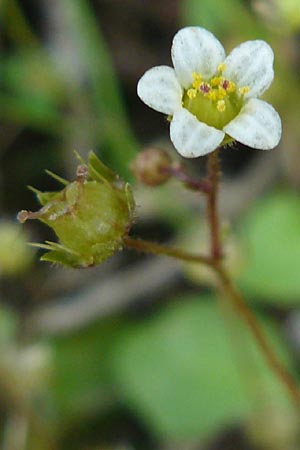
[131,148,172,186]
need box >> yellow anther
[226,81,236,93]
[206,90,218,101]
[239,86,250,95]
[192,72,202,89]
[217,100,226,112]
[218,63,226,73]
[210,76,222,87]
[187,88,197,99]
[217,87,227,99]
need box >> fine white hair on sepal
[171,27,226,89]
[170,108,225,158]
[223,40,274,98]
[137,66,183,115]
[223,98,282,149]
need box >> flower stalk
[125,146,300,408]
[161,164,211,193]
[214,264,300,407]
[204,150,299,406]
[123,236,214,266]
[206,149,223,260]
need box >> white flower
[137,27,282,158]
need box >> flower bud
[18,152,135,268]
[131,148,172,186]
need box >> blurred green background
[1,0,300,449]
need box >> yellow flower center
[182,64,250,130]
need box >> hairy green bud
[18,152,135,268]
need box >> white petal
[223,40,274,98]
[137,66,182,115]
[171,27,226,89]
[170,108,225,158]
[223,98,281,150]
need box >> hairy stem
[123,236,214,266]
[161,165,211,193]
[205,149,299,406]
[215,264,300,406]
[207,149,222,260]
[126,147,299,406]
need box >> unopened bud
[18,152,135,268]
[131,148,172,186]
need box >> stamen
[192,72,202,89]
[217,100,226,112]
[218,63,226,73]
[217,87,227,99]
[187,88,197,99]
[211,76,221,87]
[199,82,211,94]
[207,90,218,101]
[239,86,250,95]
[226,81,236,93]
[222,80,229,90]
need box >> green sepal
[41,250,88,268]
[39,241,90,268]
[45,170,69,186]
[28,186,59,206]
[88,151,117,183]
[125,183,135,217]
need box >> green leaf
[238,190,300,304]
[2,51,64,104]
[57,0,138,179]
[50,319,124,425]
[0,51,65,131]
[181,0,266,39]
[111,297,294,441]
[0,306,17,346]
[0,93,62,133]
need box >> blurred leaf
[58,0,138,179]
[1,0,40,48]
[0,93,62,133]
[1,52,65,131]
[238,190,300,304]
[0,306,17,346]
[50,318,124,425]
[2,52,64,104]
[134,182,194,229]
[111,297,294,441]
[181,0,266,39]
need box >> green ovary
[181,68,248,130]
[182,89,243,130]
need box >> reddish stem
[123,236,214,266]
[161,165,211,193]
[215,264,300,407]
[207,150,222,260]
